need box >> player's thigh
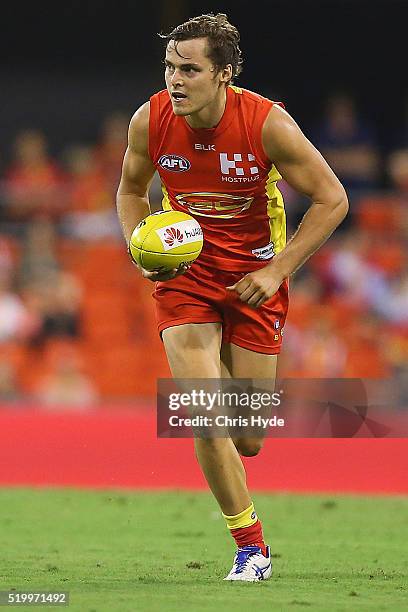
[223,344,278,456]
[162,322,223,378]
[222,343,278,379]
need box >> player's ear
[219,64,233,84]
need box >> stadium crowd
[0,94,407,406]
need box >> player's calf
[233,437,264,457]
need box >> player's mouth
[171,91,188,104]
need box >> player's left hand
[226,266,286,308]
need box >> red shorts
[153,261,289,355]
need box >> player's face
[164,38,231,117]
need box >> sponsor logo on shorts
[251,511,257,520]
[155,220,203,251]
[158,154,191,172]
[252,242,275,260]
[274,320,280,330]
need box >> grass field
[0,489,407,611]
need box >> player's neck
[185,87,227,129]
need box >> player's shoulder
[235,86,268,101]
[262,102,307,161]
[231,85,279,109]
[263,102,298,141]
[130,90,171,132]
[128,101,151,152]
[130,101,150,131]
[231,86,285,132]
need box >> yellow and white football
[129,210,203,271]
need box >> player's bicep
[118,102,156,197]
[263,106,346,203]
[119,146,156,197]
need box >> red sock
[230,519,266,556]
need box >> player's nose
[170,69,184,87]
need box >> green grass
[0,489,407,611]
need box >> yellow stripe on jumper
[161,184,173,211]
[265,165,286,255]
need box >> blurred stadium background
[0,0,407,490]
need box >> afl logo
[159,154,191,172]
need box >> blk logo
[159,154,191,172]
[195,144,216,151]
[219,153,259,176]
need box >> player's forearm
[116,192,150,245]
[270,194,349,279]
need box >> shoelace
[234,546,261,574]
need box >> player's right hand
[140,262,191,282]
[127,246,191,283]
[127,244,190,281]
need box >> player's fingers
[141,268,157,280]
[252,294,267,309]
[238,285,259,302]
[142,267,175,281]
[143,273,161,282]
[229,277,252,295]
[174,263,190,277]
[153,262,191,281]
[157,269,179,281]
[227,274,251,292]
[246,290,265,306]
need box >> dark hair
[160,13,243,83]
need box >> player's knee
[235,438,264,457]
[195,437,230,454]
